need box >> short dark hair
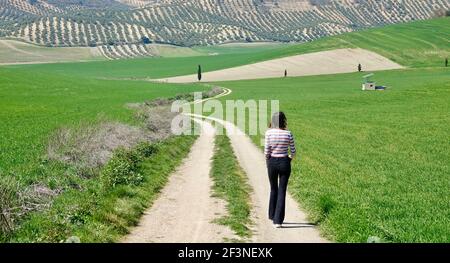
[270,112,287,129]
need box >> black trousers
[267,156,291,224]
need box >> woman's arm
[264,131,271,159]
[289,132,296,159]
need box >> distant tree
[107,39,115,46]
[284,69,287,77]
[197,65,202,81]
[358,63,362,72]
[245,37,253,43]
[141,36,151,44]
[446,58,448,67]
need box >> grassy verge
[211,133,252,238]
[7,135,197,242]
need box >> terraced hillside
[0,0,448,60]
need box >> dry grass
[0,177,17,234]
[0,178,58,236]
[204,86,223,98]
[48,122,149,168]
[47,101,187,169]
[18,184,61,216]
[136,105,179,136]
[46,86,202,169]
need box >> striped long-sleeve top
[264,128,296,158]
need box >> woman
[264,112,296,228]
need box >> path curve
[122,119,236,243]
[189,87,232,105]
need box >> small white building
[362,81,376,91]
[362,73,376,91]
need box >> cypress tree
[198,65,202,81]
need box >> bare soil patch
[158,48,403,83]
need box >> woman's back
[264,128,296,158]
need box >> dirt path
[123,87,327,243]
[156,48,403,83]
[189,87,232,105]
[188,113,328,243]
[122,119,237,243]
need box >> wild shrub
[47,122,147,168]
[101,148,144,188]
[0,176,60,240]
[135,142,159,158]
[67,199,95,226]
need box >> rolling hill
[9,18,448,80]
[0,0,448,60]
